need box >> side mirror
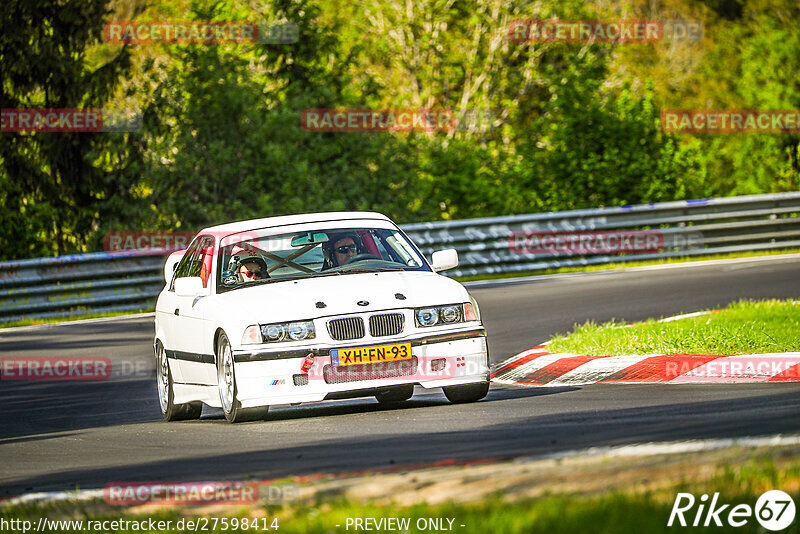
[431,249,458,272]
[164,250,185,284]
[174,277,207,297]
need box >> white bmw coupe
[154,212,490,422]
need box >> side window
[197,243,214,288]
[170,236,213,291]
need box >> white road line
[524,434,800,462]
[0,312,155,333]
[657,311,712,322]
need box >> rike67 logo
[668,490,796,531]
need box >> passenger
[238,257,268,282]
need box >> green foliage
[1,0,797,260]
[0,0,135,258]
[516,57,706,210]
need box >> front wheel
[217,332,269,423]
[156,342,202,421]
[442,381,490,404]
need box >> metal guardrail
[1,192,799,322]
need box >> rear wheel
[217,332,269,423]
[443,381,490,404]
[156,342,202,421]
[375,384,414,404]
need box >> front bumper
[232,327,489,407]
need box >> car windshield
[217,226,429,292]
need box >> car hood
[215,270,469,323]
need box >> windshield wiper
[338,266,404,274]
[223,278,275,291]
[224,271,342,291]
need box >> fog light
[293,374,309,386]
[431,358,447,372]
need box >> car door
[158,237,203,383]
[171,235,217,385]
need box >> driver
[322,232,363,269]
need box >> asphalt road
[1,256,798,497]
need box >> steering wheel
[345,253,381,264]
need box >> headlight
[243,321,316,344]
[261,320,315,343]
[415,304,476,327]
[263,324,286,342]
[287,321,313,341]
[441,305,461,323]
[417,308,440,327]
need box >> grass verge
[547,299,800,356]
[1,445,798,533]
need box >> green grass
[0,307,154,329]
[1,455,797,533]
[547,299,800,356]
[453,248,800,283]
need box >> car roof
[199,211,393,235]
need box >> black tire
[442,381,490,404]
[156,342,202,421]
[375,384,414,404]
[216,332,269,423]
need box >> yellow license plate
[330,342,412,367]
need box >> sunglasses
[242,265,265,277]
[335,244,357,254]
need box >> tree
[0,0,134,259]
